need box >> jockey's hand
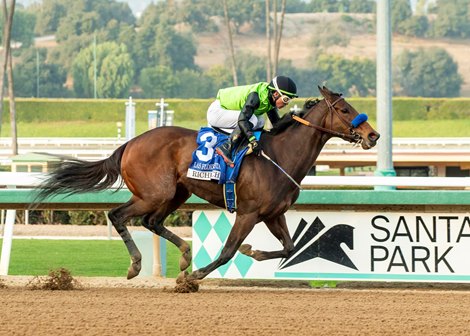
[249,137,261,156]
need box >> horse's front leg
[187,212,258,280]
[238,214,294,261]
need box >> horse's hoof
[238,244,252,255]
[127,267,139,280]
[179,250,192,271]
[174,272,199,293]
[176,271,189,284]
[126,261,141,280]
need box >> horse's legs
[188,213,258,280]
[238,214,294,261]
[108,198,152,279]
[142,187,192,272]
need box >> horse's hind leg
[142,187,192,272]
[144,213,192,272]
[108,198,152,279]
[239,214,294,261]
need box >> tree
[391,0,412,33]
[432,0,470,38]
[133,19,197,78]
[394,48,462,97]
[265,0,287,79]
[399,15,429,37]
[153,23,197,72]
[205,65,233,90]
[138,65,179,98]
[174,68,215,98]
[273,0,287,76]
[235,51,266,84]
[72,42,134,98]
[0,8,35,48]
[46,0,135,42]
[222,0,238,85]
[13,48,68,97]
[349,0,375,13]
[30,0,67,35]
[179,0,218,33]
[313,53,376,96]
[308,0,348,13]
[0,0,17,154]
[218,0,264,34]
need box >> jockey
[207,75,298,166]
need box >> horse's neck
[271,104,331,180]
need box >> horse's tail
[34,143,129,203]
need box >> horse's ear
[318,85,331,99]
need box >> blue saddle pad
[187,127,261,212]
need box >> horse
[35,86,379,284]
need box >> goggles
[272,76,292,104]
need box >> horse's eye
[341,108,348,113]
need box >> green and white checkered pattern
[192,211,254,278]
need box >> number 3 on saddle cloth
[187,127,261,213]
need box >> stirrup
[216,147,234,167]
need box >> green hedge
[1,97,469,123]
[0,98,209,123]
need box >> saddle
[187,127,261,213]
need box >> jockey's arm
[266,108,280,125]
[238,92,260,139]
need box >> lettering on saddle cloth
[187,127,258,184]
[187,127,260,212]
[187,127,226,182]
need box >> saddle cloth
[187,127,260,212]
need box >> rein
[292,96,365,143]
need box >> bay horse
[35,86,379,283]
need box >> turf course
[2,119,469,137]
[0,238,189,278]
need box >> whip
[260,150,302,189]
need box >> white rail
[0,172,468,188]
[0,137,468,150]
[0,172,468,276]
[0,137,469,166]
[301,176,470,187]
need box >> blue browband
[351,113,368,128]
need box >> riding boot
[216,128,243,167]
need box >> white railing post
[155,98,168,127]
[125,97,136,141]
[0,210,16,275]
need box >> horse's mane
[268,98,321,136]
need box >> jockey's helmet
[268,75,298,98]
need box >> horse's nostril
[368,132,380,142]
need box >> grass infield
[2,119,469,137]
[0,238,188,278]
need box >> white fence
[0,172,469,189]
[0,172,469,276]
[0,137,469,162]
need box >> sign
[192,210,470,282]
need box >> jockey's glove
[249,136,261,156]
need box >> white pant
[207,100,265,133]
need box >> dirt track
[2,277,470,336]
[3,225,470,335]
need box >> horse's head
[300,86,380,149]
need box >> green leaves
[394,48,462,97]
[72,42,134,98]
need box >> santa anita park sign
[193,211,470,282]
